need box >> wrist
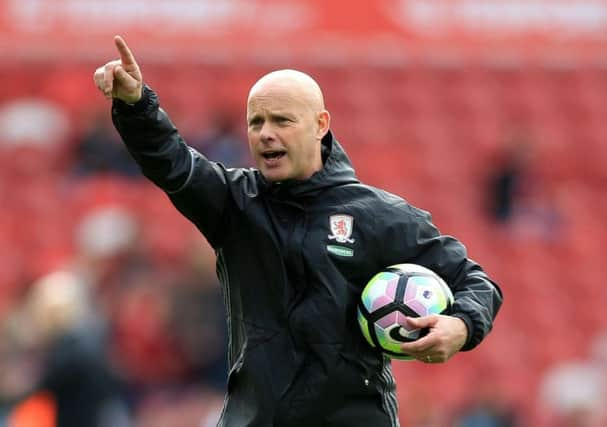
[122,86,144,105]
[112,85,155,115]
[450,312,473,351]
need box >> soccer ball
[357,263,454,360]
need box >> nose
[259,122,275,143]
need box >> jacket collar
[260,131,359,199]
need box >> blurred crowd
[0,103,251,426]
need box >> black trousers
[274,356,399,427]
[323,393,397,427]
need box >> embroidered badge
[328,214,355,244]
[327,245,354,257]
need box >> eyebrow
[248,115,262,125]
[248,112,296,125]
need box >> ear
[316,110,331,140]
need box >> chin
[263,171,290,182]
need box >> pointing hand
[93,36,143,104]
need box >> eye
[275,116,291,126]
[248,117,263,129]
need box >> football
[357,263,455,360]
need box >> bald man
[95,37,502,427]
[246,69,328,182]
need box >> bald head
[246,69,331,182]
[248,69,325,112]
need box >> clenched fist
[93,36,143,104]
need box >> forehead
[247,84,312,117]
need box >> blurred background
[1,0,606,426]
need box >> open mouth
[261,150,286,161]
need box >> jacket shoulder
[349,184,424,215]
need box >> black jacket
[112,86,503,427]
[38,328,127,427]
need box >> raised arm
[92,36,243,248]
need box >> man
[10,271,130,427]
[94,36,502,427]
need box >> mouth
[261,150,287,162]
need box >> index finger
[114,35,137,67]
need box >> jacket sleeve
[111,86,232,248]
[379,200,503,351]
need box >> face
[247,84,329,182]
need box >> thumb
[406,315,437,329]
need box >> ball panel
[406,299,429,316]
[405,276,451,315]
[371,294,394,313]
[357,307,375,348]
[375,311,420,344]
[374,324,402,354]
[375,311,398,329]
[436,279,456,312]
[403,279,418,304]
[361,272,400,313]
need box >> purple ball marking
[376,311,398,329]
[385,276,399,300]
[406,299,428,316]
[371,295,393,312]
[403,280,418,303]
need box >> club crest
[328,214,355,244]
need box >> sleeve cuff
[112,85,157,116]
[450,312,475,351]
